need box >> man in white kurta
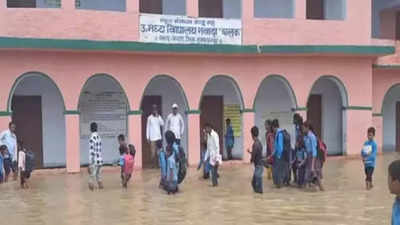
[166,104,184,146]
[204,124,222,187]
[146,104,164,168]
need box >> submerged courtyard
[0,153,398,225]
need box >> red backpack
[317,139,328,163]
[124,154,134,175]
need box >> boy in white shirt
[18,144,26,189]
[204,123,222,187]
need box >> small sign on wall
[224,104,241,137]
[140,14,242,45]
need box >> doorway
[307,94,322,138]
[11,96,43,168]
[141,95,162,168]
[200,96,224,155]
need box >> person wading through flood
[269,119,287,188]
[204,123,222,187]
[264,120,274,180]
[0,122,18,182]
[166,104,184,147]
[303,121,324,191]
[225,118,234,160]
[293,114,304,185]
[88,122,104,191]
[247,126,264,194]
[146,104,164,168]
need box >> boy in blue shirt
[388,160,400,225]
[361,127,377,190]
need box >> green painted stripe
[260,45,395,55]
[344,106,373,111]
[127,110,142,115]
[240,108,255,113]
[373,113,383,117]
[64,110,80,115]
[186,110,201,114]
[373,64,400,69]
[0,37,394,56]
[295,107,307,111]
[0,111,11,116]
[0,37,257,54]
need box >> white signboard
[80,91,127,140]
[140,14,242,45]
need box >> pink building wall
[0,0,376,46]
[0,50,376,172]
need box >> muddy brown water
[0,153,399,225]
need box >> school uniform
[272,129,286,187]
[361,140,377,183]
[205,129,222,186]
[225,125,234,160]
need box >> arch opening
[200,75,244,160]
[78,74,129,165]
[307,76,348,155]
[9,72,66,168]
[254,75,297,151]
[382,83,400,152]
[140,75,189,168]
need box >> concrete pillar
[242,111,255,163]
[346,110,373,155]
[0,0,6,10]
[128,112,142,169]
[127,0,139,13]
[65,113,80,173]
[187,112,200,166]
[295,0,306,19]
[62,0,75,10]
[0,116,11,130]
[373,114,383,153]
[242,0,253,20]
[187,0,198,17]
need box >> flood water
[1,153,399,225]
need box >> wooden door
[141,96,162,168]
[306,0,324,20]
[307,95,322,139]
[199,0,223,18]
[200,96,224,155]
[140,0,162,14]
[396,102,400,152]
[11,96,43,168]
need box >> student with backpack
[18,142,34,189]
[164,131,179,194]
[270,119,289,188]
[303,121,324,191]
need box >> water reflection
[0,153,399,225]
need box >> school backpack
[174,144,187,184]
[317,139,328,163]
[280,130,292,162]
[25,150,35,173]
[123,154,134,175]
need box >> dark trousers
[252,165,264,193]
[226,147,233,160]
[273,156,288,188]
[365,167,374,182]
[211,164,219,186]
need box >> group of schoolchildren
[0,122,35,189]
[246,114,327,194]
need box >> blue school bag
[159,149,167,180]
[25,151,35,173]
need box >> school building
[1,0,400,172]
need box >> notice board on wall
[79,91,127,140]
[224,104,241,137]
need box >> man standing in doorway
[204,123,222,187]
[166,104,184,146]
[0,122,17,181]
[146,104,164,168]
[225,118,234,160]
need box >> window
[307,0,346,20]
[254,0,294,18]
[76,0,126,12]
[140,0,186,15]
[199,0,241,18]
[7,0,60,8]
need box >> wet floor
[1,153,400,225]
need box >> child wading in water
[265,120,274,180]
[0,145,6,183]
[247,126,264,194]
[120,144,135,188]
[388,160,400,225]
[361,127,377,190]
[164,131,178,194]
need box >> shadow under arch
[140,74,190,111]
[199,74,245,110]
[8,71,66,113]
[77,73,131,112]
[253,74,298,110]
[307,75,349,108]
